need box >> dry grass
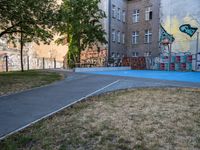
[0,88,200,150]
[0,70,63,96]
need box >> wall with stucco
[160,0,200,54]
[0,35,67,72]
[33,35,67,62]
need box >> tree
[0,0,59,71]
[56,0,107,68]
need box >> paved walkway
[0,70,200,139]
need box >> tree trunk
[20,31,24,72]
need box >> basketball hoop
[161,38,170,46]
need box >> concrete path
[0,70,200,139]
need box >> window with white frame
[112,5,116,18]
[132,31,139,44]
[144,51,152,57]
[144,29,152,43]
[122,10,126,22]
[133,52,139,57]
[112,29,116,42]
[117,31,121,43]
[111,52,115,58]
[122,33,125,44]
[145,7,152,21]
[132,9,140,23]
[117,8,121,20]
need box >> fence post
[54,58,56,69]
[27,56,29,70]
[5,55,8,72]
[43,57,45,69]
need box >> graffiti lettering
[80,49,107,67]
[179,24,198,37]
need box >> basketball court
[86,70,200,83]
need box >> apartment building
[107,0,160,59]
[126,0,160,57]
[109,0,127,58]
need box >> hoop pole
[168,43,172,71]
[196,32,199,71]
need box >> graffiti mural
[160,0,200,53]
[0,50,63,72]
[80,49,107,67]
[160,25,175,43]
[158,23,193,71]
[0,53,5,72]
[159,25,174,57]
[179,24,198,37]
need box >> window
[145,7,152,21]
[111,52,115,58]
[117,31,121,43]
[112,5,116,18]
[132,9,140,23]
[112,29,116,42]
[144,29,152,43]
[122,10,126,22]
[117,8,121,20]
[122,33,125,44]
[133,52,139,57]
[132,31,139,44]
[144,51,152,57]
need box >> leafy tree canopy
[56,0,107,66]
[0,0,60,71]
[0,0,59,44]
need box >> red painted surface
[160,63,165,70]
[181,63,186,70]
[176,56,181,63]
[170,63,175,70]
[187,55,192,63]
[122,57,146,70]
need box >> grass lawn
[0,88,200,150]
[0,70,63,96]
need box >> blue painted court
[87,70,200,83]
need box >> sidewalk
[0,72,118,139]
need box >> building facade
[109,0,127,58]
[126,0,160,58]
[99,0,161,63]
[81,0,160,66]
[105,0,199,65]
